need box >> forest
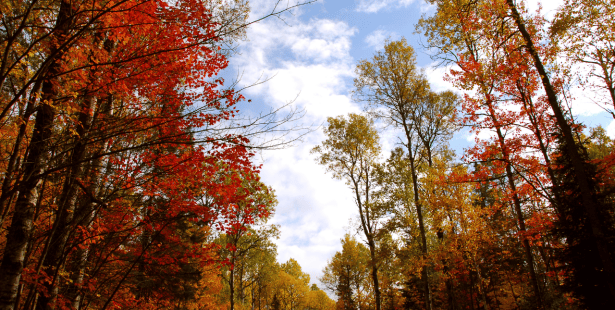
[0,0,614,310]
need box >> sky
[223,0,615,289]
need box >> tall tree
[215,177,278,310]
[503,2,615,303]
[312,114,383,310]
[354,38,457,309]
[418,0,615,306]
[0,1,307,310]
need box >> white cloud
[423,64,456,93]
[261,143,357,280]
[356,0,415,13]
[560,60,615,118]
[364,29,399,50]
[227,0,581,289]
[607,119,615,138]
[525,0,563,20]
[568,85,609,117]
[235,18,356,99]
[232,12,361,285]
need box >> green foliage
[313,113,386,309]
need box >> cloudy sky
[224,0,615,288]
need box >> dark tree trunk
[0,89,56,310]
[401,118,432,310]
[352,169,382,310]
[368,238,381,310]
[230,262,235,310]
[0,2,73,309]
[0,78,41,224]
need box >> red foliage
[0,0,265,309]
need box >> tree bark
[0,2,73,309]
[352,168,381,310]
[67,101,111,310]
[0,90,56,310]
[401,118,432,310]
[595,50,615,112]
[35,94,97,310]
[230,258,235,310]
[0,78,41,224]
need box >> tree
[504,1,615,302]
[216,192,279,310]
[305,285,335,310]
[247,249,280,310]
[552,0,615,116]
[354,38,457,310]
[276,259,311,310]
[418,0,615,306]
[552,133,615,309]
[312,114,383,310]
[272,294,282,310]
[321,234,370,310]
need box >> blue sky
[224,0,615,289]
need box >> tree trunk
[0,91,56,310]
[401,118,432,310]
[230,259,235,310]
[35,95,96,310]
[352,171,382,310]
[472,256,490,310]
[0,78,41,224]
[368,238,381,310]
[437,231,458,310]
[515,82,559,195]
[596,51,615,112]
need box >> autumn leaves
[2,0,615,309]
[0,0,268,309]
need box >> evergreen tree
[553,134,615,308]
[271,294,281,310]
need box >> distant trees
[321,234,369,310]
[219,250,335,310]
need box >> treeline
[315,1,615,310]
[0,0,330,310]
[215,222,334,310]
[213,200,334,310]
